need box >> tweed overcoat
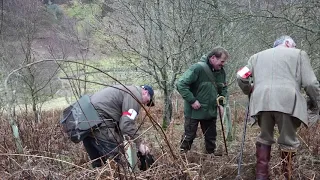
[90,85,143,145]
[237,47,320,126]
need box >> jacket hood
[200,54,209,63]
[200,54,215,70]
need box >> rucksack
[60,95,102,143]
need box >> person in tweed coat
[237,36,320,180]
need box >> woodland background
[0,0,320,179]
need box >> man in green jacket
[176,47,229,154]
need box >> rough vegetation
[1,0,320,179]
[1,95,319,180]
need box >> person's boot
[256,142,271,180]
[180,137,192,154]
[280,150,296,180]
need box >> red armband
[122,109,138,120]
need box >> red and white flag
[237,66,251,79]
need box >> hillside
[1,0,320,179]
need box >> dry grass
[0,95,320,179]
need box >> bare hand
[218,105,224,115]
[139,143,150,155]
[191,100,201,110]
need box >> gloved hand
[217,105,224,116]
[307,97,318,110]
[138,143,150,155]
[306,97,320,125]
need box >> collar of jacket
[135,86,143,97]
[200,54,223,72]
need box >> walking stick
[235,96,250,179]
[217,96,228,155]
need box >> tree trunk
[32,95,39,123]
[5,84,24,154]
[162,87,173,129]
[6,90,23,153]
[9,118,23,154]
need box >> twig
[0,153,94,172]
[297,133,313,152]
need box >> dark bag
[60,95,102,143]
[137,151,155,171]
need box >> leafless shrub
[0,95,319,179]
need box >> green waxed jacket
[176,54,228,120]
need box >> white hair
[273,35,296,47]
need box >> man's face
[142,90,151,105]
[209,53,228,70]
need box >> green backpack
[60,95,102,143]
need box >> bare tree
[222,0,320,75]
[94,0,246,126]
[0,0,62,152]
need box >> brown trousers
[257,111,301,150]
